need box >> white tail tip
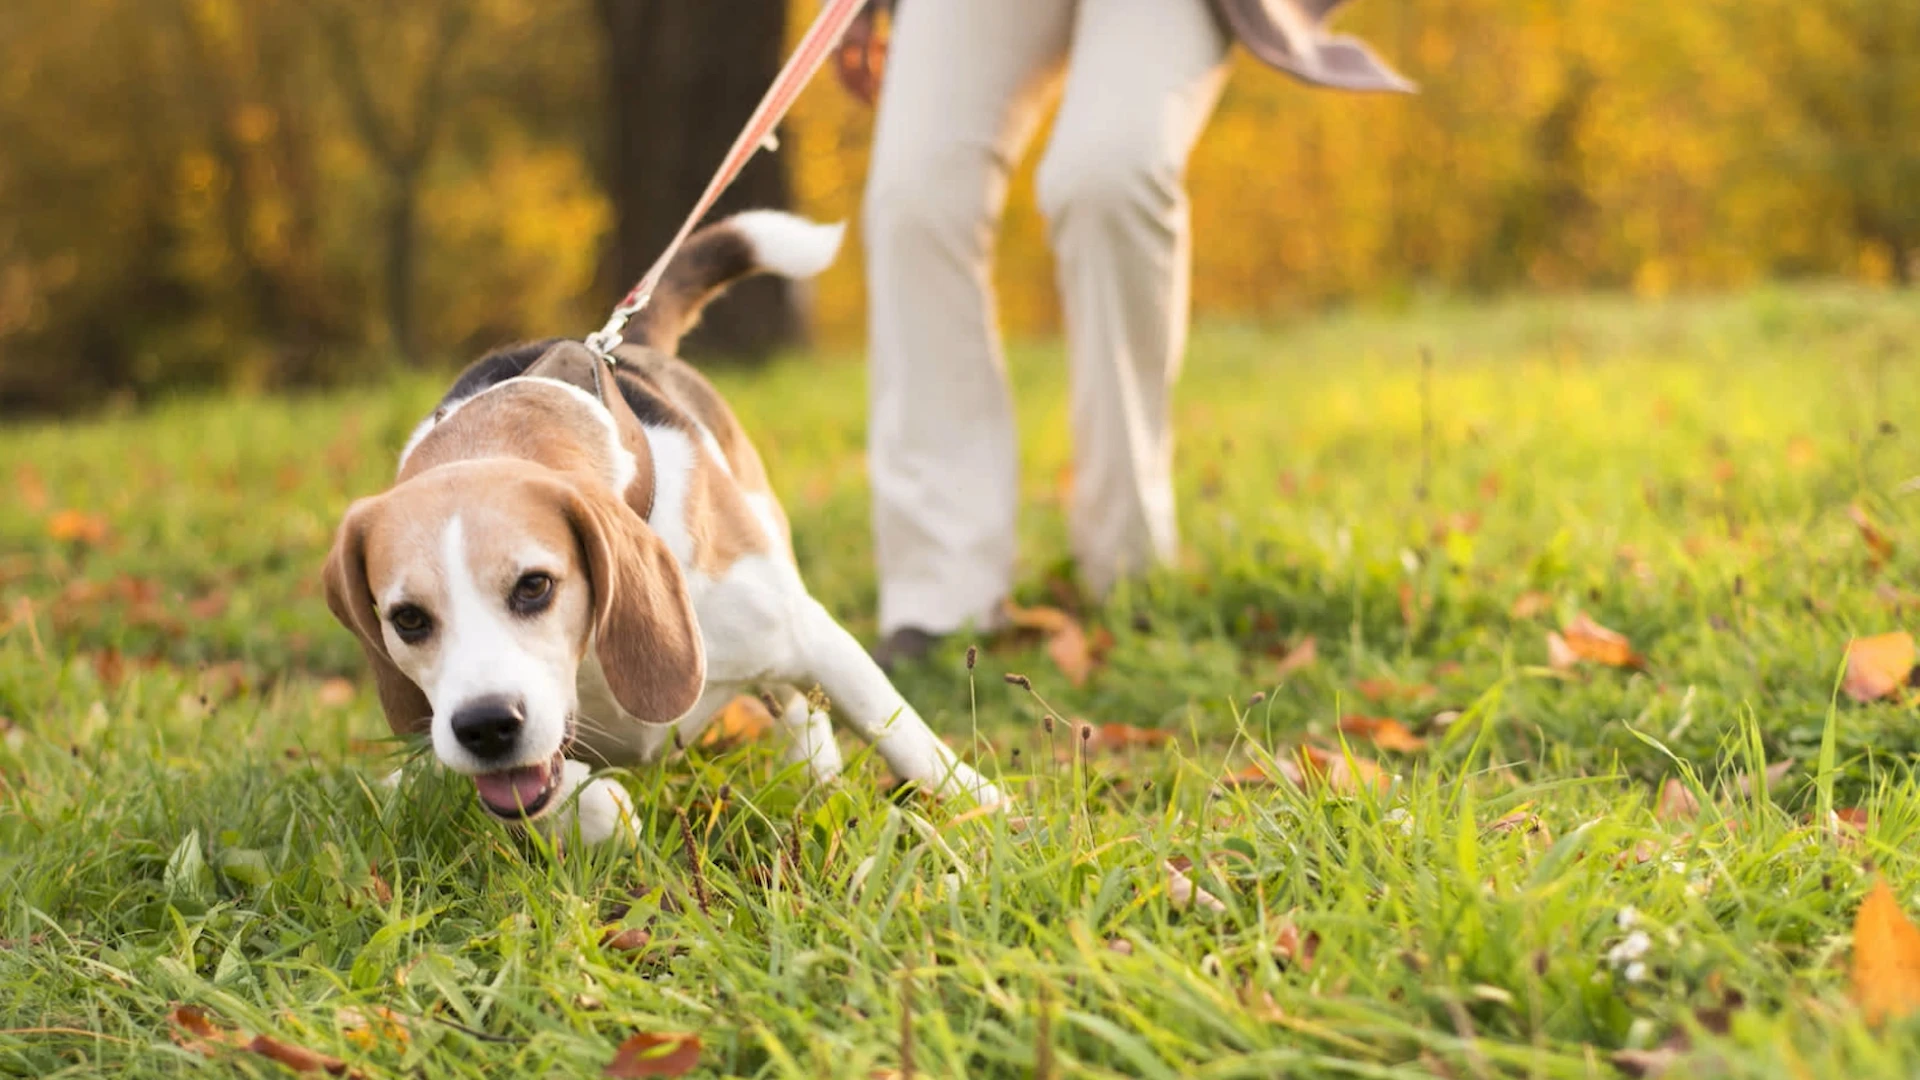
[727,210,846,280]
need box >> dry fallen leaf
[1834,807,1870,832]
[1296,744,1390,796]
[1510,592,1554,620]
[1219,756,1305,790]
[1852,878,1920,1026]
[1003,601,1099,687]
[1485,807,1551,843]
[1731,758,1795,798]
[605,1032,702,1077]
[1272,917,1319,971]
[1164,859,1227,913]
[601,927,653,952]
[316,678,357,708]
[1352,678,1437,702]
[1274,636,1318,679]
[1610,1047,1680,1078]
[1067,721,1174,755]
[46,509,109,546]
[700,695,774,748]
[338,1006,409,1051]
[1655,778,1701,822]
[1561,613,1644,669]
[247,1034,349,1075]
[1337,716,1428,753]
[1546,631,1581,673]
[1850,504,1896,567]
[168,1005,249,1054]
[1843,632,1916,703]
[367,861,392,905]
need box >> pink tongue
[473,762,552,814]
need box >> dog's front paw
[539,759,635,846]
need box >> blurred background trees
[1,0,1915,414]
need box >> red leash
[585,0,870,362]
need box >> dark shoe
[872,627,944,673]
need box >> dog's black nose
[449,696,525,760]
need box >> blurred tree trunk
[595,0,802,362]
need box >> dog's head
[323,457,703,821]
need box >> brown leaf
[15,465,48,512]
[1510,592,1553,620]
[1834,807,1870,832]
[91,648,127,688]
[601,927,653,952]
[1731,758,1795,798]
[1562,613,1644,669]
[1485,808,1551,843]
[1337,716,1428,753]
[1220,758,1304,789]
[1107,937,1134,956]
[1164,860,1227,913]
[247,1034,349,1075]
[1655,779,1701,822]
[338,1006,409,1051]
[1545,632,1581,672]
[1272,917,1318,972]
[1296,745,1390,796]
[1843,633,1916,703]
[367,862,392,905]
[1852,878,1920,1026]
[605,1032,702,1078]
[1003,602,1099,687]
[316,678,357,708]
[1079,722,1173,753]
[1850,504,1896,567]
[1274,636,1318,680]
[1610,1047,1680,1078]
[1352,678,1438,702]
[168,1005,248,1054]
[46,509,109,546]
[700,695,774,749]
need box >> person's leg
[863,0,1072,648]
[1035,0,1230,596]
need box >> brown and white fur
[323,211,1000,843]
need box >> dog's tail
[622,211,845,355]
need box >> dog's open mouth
[473,751,566,820]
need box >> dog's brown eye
[510,572,554,613]
[389,605,432,642]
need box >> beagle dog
[324,211,1000,843]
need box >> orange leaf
[316,678,357,708]
[1655,778,1700,821]
[700,695,774,748]
[1002,602,1099,687]
[1850,504,1896,567]
[605,1032,702,1078]
[1560,613,1644,669]
[1352,678,1437,702]
[168,1005,248,1054]
[600,927,653,952]
[46,509,109,546]
[1510,592,1553,620]
[1296,745,1390,795]
[367,861,392,905]
[246,1033,348,1075]
[1843,633,1916,703]
[1272,917,1319,971]
[338,1006,409,1051]
[1851,878,1920,1026]
[1080,722,1172,752]
[1545,632,1580,672]
[1220,758,1303,789]
[1274,636,1318,680]
[1337,716,1427,753]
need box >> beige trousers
[864,0,1230,635]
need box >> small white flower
[1606,930,1652,969]
[1616,906,1639,930]
[1384,807,1414,836]
[1624,961,1648,983]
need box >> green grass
[4,284,1920,1077]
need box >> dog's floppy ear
[554,478,705,725]
[322,496,433,736]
